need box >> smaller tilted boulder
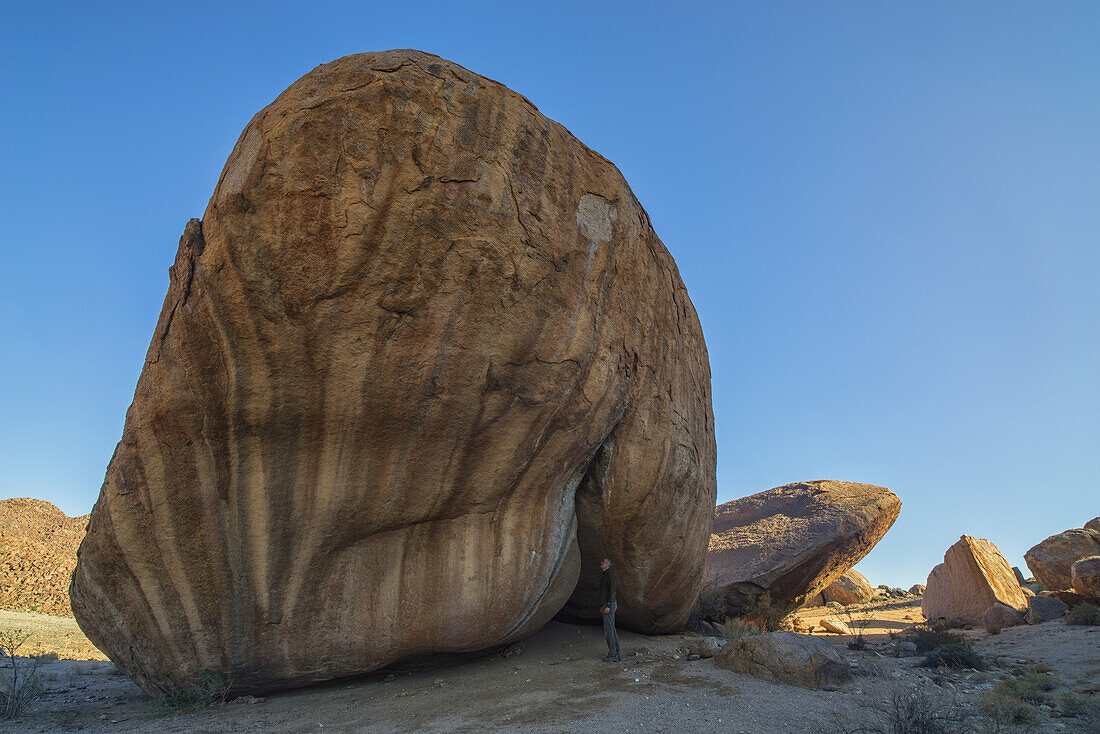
[714,632,851,689]
[983,602,1025,628]
[822,570,874,606]
[704,480,900,613]
[1071,556,1100,596]
[819,617,852,635]
[922,536,1027,626]
[908,584,925,596]
[1024,528,1100,591]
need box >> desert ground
[4,599,1098,734]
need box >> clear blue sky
[2,2,1097,588]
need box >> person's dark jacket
[599,569,617,607]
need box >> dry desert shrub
[821,684,979,734]
[996,670,1059,706]
[1060,691,1100,732]
[920,643,986,671]
[903,624,968,654]
[978,691,1041,732]
[155,668,238,715]
[718,616,762,640]
[0,630,44,719]
[687,580,729,626]
[739,591,794,632]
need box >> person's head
[600,558,611,571]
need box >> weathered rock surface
[1086,517,1100,534]
[908,584,925,596]
[1043,590,1100,610]
[70,50,716,696]
[714,631,851,689]
[821,569,874,606]
[1024,529,1100,591]
[0,499,87,617]
[704,481,900,612]
[1071,556,1100,596]
[983,602,1025,628]
[922,536,1027,626]
[802,592,825,608]
[1026,594,1068,623]
[889,640,917,658]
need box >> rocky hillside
[0,498,87,616]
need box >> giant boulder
[704,481,900,612]
[922,536,1027,625]
[1024,528,1100,591]
[70,50,716,695]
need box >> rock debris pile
[0,498,86,617]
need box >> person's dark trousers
[603,601,621,660]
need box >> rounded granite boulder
[70,50,716,695]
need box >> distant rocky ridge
[0,498,86,617]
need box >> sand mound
[0,498,87,617]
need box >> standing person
[599,558,622,662]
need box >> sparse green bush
[980,690,1041,730]
[156,668,238,714]
[921,644,986,670]
[0,630,44,719]
[904,625,969,653]
[1032,663,1053,674]
[1067,603,1100,626]
[687,580,729,626]
[985,624,1001,635]
[995,671,1059,706]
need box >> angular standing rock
[922,536,1027,626]
[704,481,900,612]
[1024,529,1100,591]
[70,50,716,695]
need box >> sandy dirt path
[4,605,1098,733]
